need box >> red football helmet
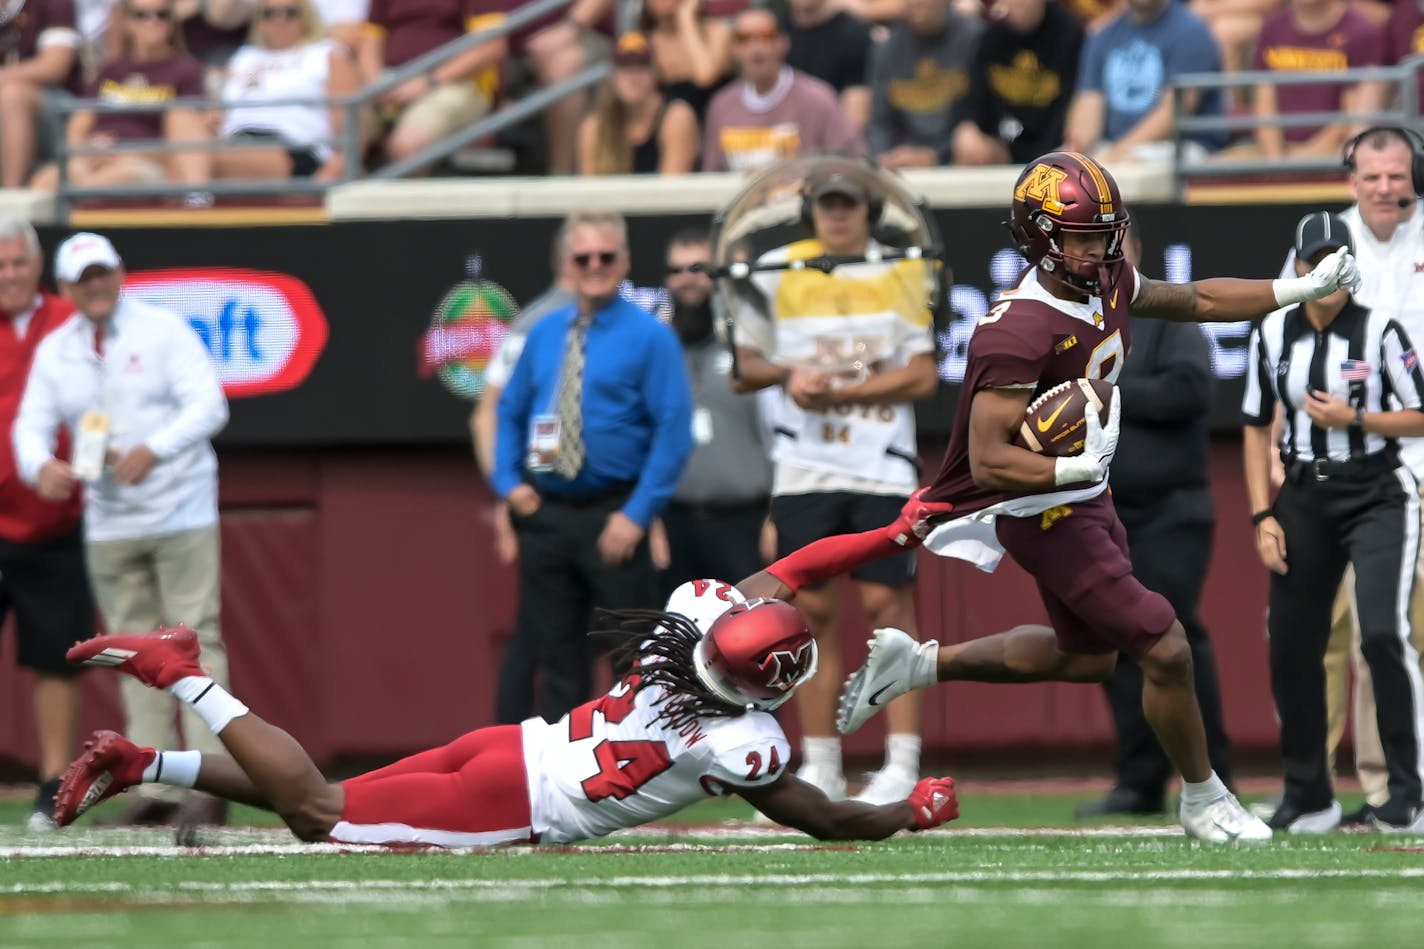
[692,599,817,711]
[1008,151,1130,297]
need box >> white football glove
[1273,248,1362,306]
[1053,388,1121,486]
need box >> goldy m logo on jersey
[1014,163,1068,215]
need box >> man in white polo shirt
[12,231,231,831]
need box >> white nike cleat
[854,767,919,806]
[797,762,847,802]
[837,628,929,735]
[1180,793,1273,843]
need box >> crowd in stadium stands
[1,0,1420,195]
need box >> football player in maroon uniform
[837,150,1361,842]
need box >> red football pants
[333,724,535,847]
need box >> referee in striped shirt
[1244,211,1424,834]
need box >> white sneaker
[1273,800,1342,835]
[1180,793,1273,842]
[797,762,847,801]
[854,767,919,806]
[837,628,925,735]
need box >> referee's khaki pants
[1326,483,1424,807]
[86,524,228,803]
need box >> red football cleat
[53,730,155,827]
[67,625,204,689]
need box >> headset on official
[1342,125,1424,197]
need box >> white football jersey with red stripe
[520,578,789,844]
[522,677,790,844]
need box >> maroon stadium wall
[0,440,1279,774]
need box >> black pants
[496,492,657,725]
[1269,469,1424,811]
[658,499,767,601]
[1101,512,1233,799]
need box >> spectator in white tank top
[211,0,359,181]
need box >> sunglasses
[572,251,619,269]
[665,264,705,276]
[128,7,173,20]
[735,27,779,42]
[260,5,303,19]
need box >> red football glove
[907,776,959,830]
[886,488,955,549]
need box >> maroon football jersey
[923,266,1137,515]
[87,54,206,142]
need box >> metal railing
[51,0,613,219]
[1168,57,1424,196]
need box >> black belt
[1285,452,1398,484]
[539,481,636,508]
[667,497,770,519]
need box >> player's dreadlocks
[592,609,746,732]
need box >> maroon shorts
[994,495,1175,659]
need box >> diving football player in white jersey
[52,496,960,847]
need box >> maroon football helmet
[693,599,817,711]
[1008,151,1130,297]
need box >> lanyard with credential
[74,324,118,482]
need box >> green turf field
[2,790,1419,948]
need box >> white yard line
[0,822,1193,858]
[5,867,1424,899]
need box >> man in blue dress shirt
[493,209,694,721]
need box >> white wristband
[1054,454,1102,486]
[1271,276,1313,307]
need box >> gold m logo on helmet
[1015,163,1069,215]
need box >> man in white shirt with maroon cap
[13,231,231,833]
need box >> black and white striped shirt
[1243,300,1424,461]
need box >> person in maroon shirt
[1250,0,1384,159]
[0,0,81,186]
[0,218,95,831]
[836,151,1360,842]
[30,0,209,192]
[357,0,514,169]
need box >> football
[1015,378,1115,457]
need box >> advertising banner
[40,201,1334,446]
